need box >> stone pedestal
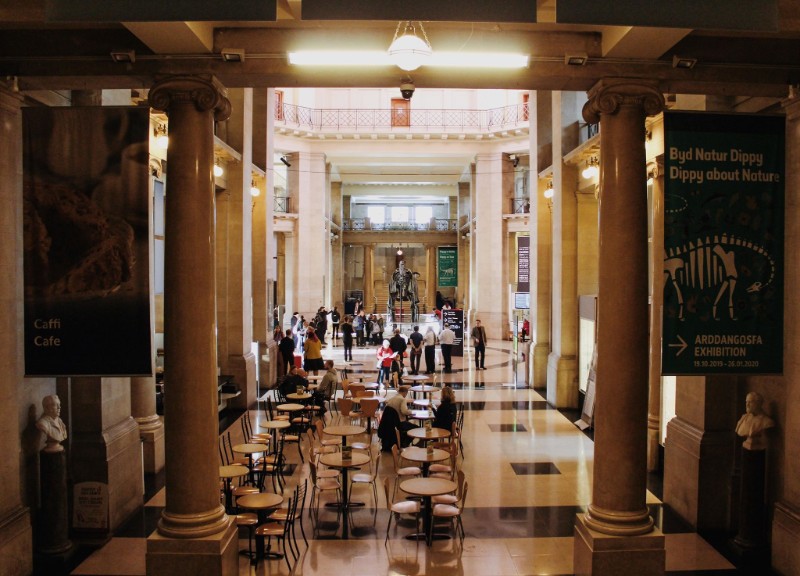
[146,521,238,576]
[733,448,767,551]
[574,516,665,576]
[38,450,71,554]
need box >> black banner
[23,107,153,376]
[442,308,464,357]
[517,235,530,292]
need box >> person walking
[439,323,455,373]
[340,315,354,361]
[470,319,487,370]
[278,329,296,376]
[423,326,437,374]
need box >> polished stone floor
[65,340,765,575]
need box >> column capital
[583,78,664,124]
[782,92,800,119]
[149,75,231,122]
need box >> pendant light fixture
[388,21,432,71]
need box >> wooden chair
[348,383,366,398]
[432,480,468,544]
[337,397,359,426]
[383,477,420,543]
[429,439,458,480]
[350,398,381,450]
[314,418,342,451]
[349,445,380,506]
[255,488,297,571]
[432,469,465,506]
[391,443,421,499]
[308,460,342,516]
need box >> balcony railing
[276,102,529,133]
[342,218,458,231]
[274,195,290,213]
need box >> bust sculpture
[36,395,67,452]
[735,391,774,450]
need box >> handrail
[276,101,529,133]
[342,218,458,231]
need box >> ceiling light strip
[288,51,528,68]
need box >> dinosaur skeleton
[664,234,775,321]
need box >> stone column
[546,91,579,408]
[331,181,344,309]
[772,92,800,576]
[474,153,510,339]
[147,76,237,576]
[532,177,552,390]
[289,151,327,313]
[364,244,374,312]
[0,82,33,576]
[574,78,666,576]
[216,88,256,409]
[130,376,164,475]
[647,159,664,473]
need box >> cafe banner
[23,107,153,376]
[517,235,530,292]
[437,246,457,287]
[662,111,784,375]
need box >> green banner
[437,247,457,287]
[662,111,784,375]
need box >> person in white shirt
[439,324,455,373]
[423,326,437,374]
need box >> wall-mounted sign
[23,107,153,376]
[437,246,457,287]
[662,111,784,375]
[517,235,530,292]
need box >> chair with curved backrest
[340,378,351,399]
[383,476,420,543]
[270,478,308,551]
[429,439,458,480]
[351,398,381,450]
[432,480,468,544]
[337,397,359,426]
[348,383,366,400]
[432,469,465,506]
[390,444,421,499]
[308,459,342,517]
[255,487,297,571]
[315,418,342,451]
[349,445,380,506]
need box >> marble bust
[36,395,67,452]
[735,391,774,451]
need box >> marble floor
[64,340,762,575]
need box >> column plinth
[575,78,665,575]
[147,76,233,547]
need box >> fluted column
[146,76,236,576]
[364,245,374,312]
[0,82,33,576]
[647,159,664,473]
[772,93,800,576]
[131,376,164,475]
[574,79,665,576]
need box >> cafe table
[231,443,266,486]
[322,424,366,447]
[319,450,370,539]
[276,402,305,414]
[401,446,449,477]
[405,374,430,383]
[409,384,440,400]
[407,426,451,445]
[409,409,435,425]
[236,492,285,560]
[399,477,457,545]
[259,419,290,452]
[286,391,312,402]
[219,465,249,512]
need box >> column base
[532,342,549,390]
[546,352,578,408]
[225,351,257,410]
[147,518,238,576]
[574,514,665,576]
[772,501,800,575]
[140,422,165,475]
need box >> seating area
[70,341,740,576]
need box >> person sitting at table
[280,366,308,398]
[381,385,416,448]
[312,360,337,416]
[432,386,458,431]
